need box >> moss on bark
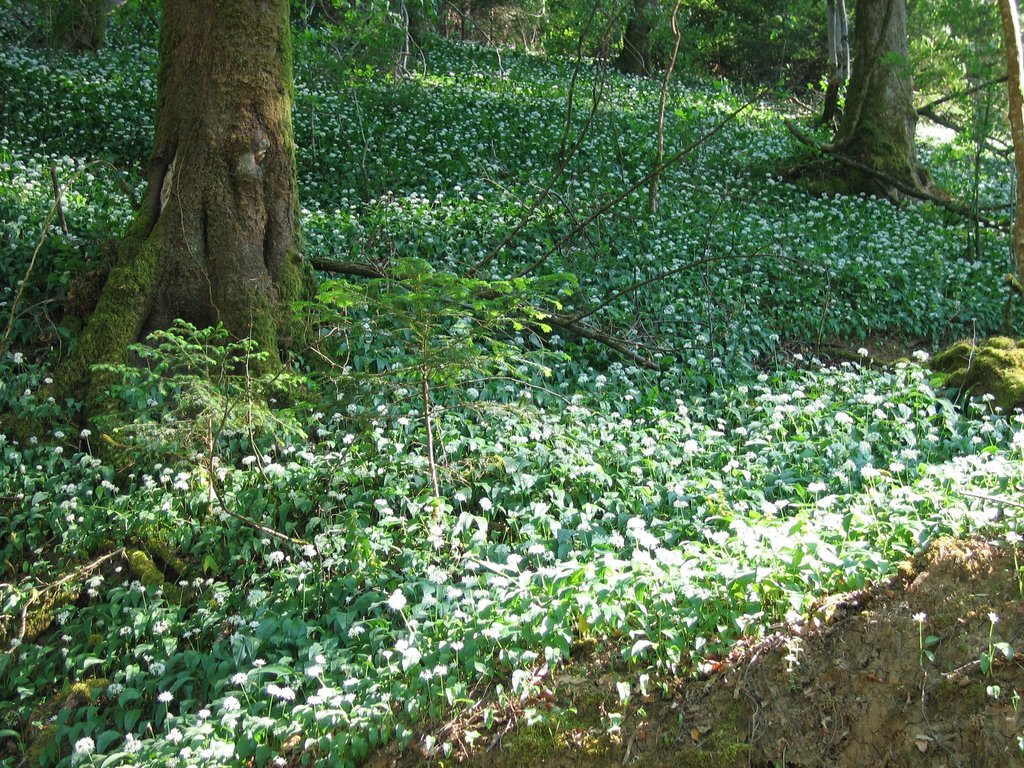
[61,0,309,415]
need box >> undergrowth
[1,4,1022,767]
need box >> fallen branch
[784,119,1009,229]
[308,256,661,369]
[12,548,127,643]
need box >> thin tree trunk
[821,0,850,125]
[649,0,682,214]
[62,0,307,406]
[997,0,1024,283]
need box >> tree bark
[997,0,1024,284]
[832,0,932,198]
[616,0,654,76]
[821,0,850,125]
[63,0,307,405]
[50,0,106,52]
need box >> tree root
[783,119,1009,230]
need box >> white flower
[913,612,927,623]
[387,589,408,612]
[72,737,95,761]
[222,695,241,712]
[266,551,285,566]
[912,349,930,362]
[231,672,248,686]
[989,612,1000,625]
[124,733,143,753]
[267,684,296,701]
[157,691,173,703]
[399,645,422,670]
[479,497,493,511]
[807,481,827,493]
[858,347,869,357]
[166,728,183,744]
[197,708,211,720]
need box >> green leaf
[96,729,122,753]
[117,688,142,706]
[994,642,1015,660]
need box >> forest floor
[372,535,1024,767]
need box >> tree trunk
[62,0,306,405]
[998,0,1024,284]
[832,0,932,197]
[616,0,653,76]
[50,0,106,52]
[821,0,850,125]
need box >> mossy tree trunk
[616,0,654,76]
[997,0,1024,284]
[63,0,306,406]
[831,0,932,197]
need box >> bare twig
[13,548,127,643]
[649,0,683,214]
[916,76,1008,115]
[49,163,69,235]
[308,256,661,369]
[467,9,616,278]
[513,93,763,279]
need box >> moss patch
[56,214,159,409]
[127,548,182,602]
[931,336,1024,411]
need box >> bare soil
[372,536,1024,767]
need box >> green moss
[500,718,613,767]
[932,337,1024,411]
[25,725,56,768]
[640,710,749,768]
[26,680,108,767]
[57,214,159,408]
[127,548,181,602]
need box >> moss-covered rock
[25,679,108,768]
[127,548,182,602]
[931,337,1024,411]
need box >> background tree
[616,0,654,75]
[821,0,850,124]
[998,0,1024,284]
[830,0,933,196]
[63,0,307,405]
[49,0,106,51]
